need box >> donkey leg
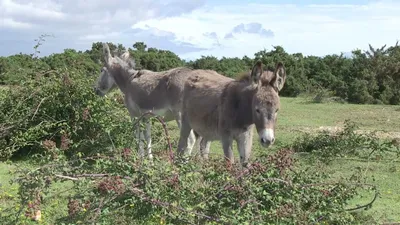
[186,130,196,156]
[200,138,211,160]
[144,119,153,161]
[173,110,196,156]
[135,120,145,159]
[191,132,202,158]
[125,97,146,159]
[221,137,234,165]
[235,130,253,168]
[174,112,182,129]
[177,115,192,158]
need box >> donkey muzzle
[259,128,275,147]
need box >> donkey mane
[111,57,136,71]
[109,62,139,83]
[234,71,251,82]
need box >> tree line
[1,40,400,105]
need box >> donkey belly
[141,107,176,123]
[189,121,220,141]
[184,101,221,141]
[126,95,174,122]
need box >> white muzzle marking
[259,128,275,147]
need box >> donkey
[94,43,204,161]
[177,61,287,167]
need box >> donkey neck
[238,83,258,126]
[112,67,137,93]
[224,81,257,130]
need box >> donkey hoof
[241,161,250,168]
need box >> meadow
[1,95,399,224]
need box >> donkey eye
[256,108,260,114]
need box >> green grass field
[1,97,400,223]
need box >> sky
[1,0,400,61]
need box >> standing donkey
[94,43,203,161]
[177,61,287,167]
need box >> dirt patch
[292,126,400,140]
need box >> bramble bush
[0,56,136,160]
[290,120,400,162]
[3,146,372,224]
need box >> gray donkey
[177,61,287,167]
[94,43,205,160]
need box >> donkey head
[94,66,116,96]
[250,61,286,147]
[93,43,135,96]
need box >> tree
[133,42,147,52]
[3,39,400,105]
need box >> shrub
[3,147,368,224]
[290,120,400,161]
[0,52,152,160]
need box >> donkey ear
[120,51,136,68]
[120,51,130,61]
[270,62,286,92]
[102,43,112,66]
[250,61,263,85]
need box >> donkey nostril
[261,138,271,145]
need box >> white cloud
[1,0,65,20]
[1,0,400,60]
[0,0,206,56]
[79,32,122,41]
[132,1,400,60]
[1,18,33,29]
[224,23,274,39]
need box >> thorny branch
[128,186,221,223]
[89,197,105,224]
[55,173,136,181]
[54,172,221,223]
[0,125,14,138]
[31,97,47,120]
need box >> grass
[269,98,400,223]
[325,159,400,223]
[0,160,75,223]
[1,96,400,223]
[0,162,19,213]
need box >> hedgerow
[3,146,372,224]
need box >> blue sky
[1,0,399,60]
[210,0,374,5]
